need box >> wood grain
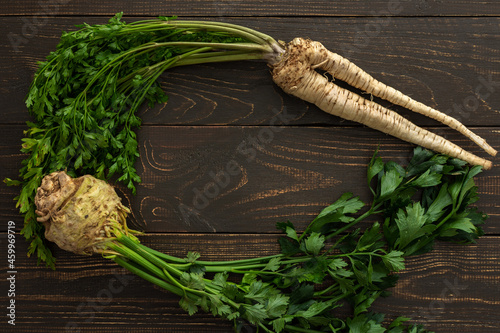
[1,16,499,125]
[1,0,499,17]
[0,233,498,332]
[1,3,499,333]
[2,125,499,234]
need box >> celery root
[34,171,134,255]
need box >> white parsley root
[270,38,496,169]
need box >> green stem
[313,283,340,297]
[115,233,243,305]
[435,207,458,230]
[159,20,275,45]
[108,242,167,280]
[135,242,187,264]
[183,20,275,44]
[160,267,205,297]
[153,41,270,52]
[115,231,177,272]
[174,52,267,67]
[113,256,186,298]
[199,254,284,266]
[204,265,282,275]
[122,18,276,45]
[284,324,335,333]
[136,240,283,267]
[337,250,382,258]
[326,203,383,240]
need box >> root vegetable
[279,38,496,157]
[34,171,133,255]
[271,37,495,169]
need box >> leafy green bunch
[369,147,485,255]
[6,13,278,267]
[107,147,486,333]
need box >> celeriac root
[270,38,495,169]
[35,171,132,255]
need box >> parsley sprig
[6,13,280,268]
[108,147,486,332]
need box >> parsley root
[271,37,496,169]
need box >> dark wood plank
[2,125,499,234]
[1,16,499,126]
[1,233,499,332]
[1,0,499,17]
[133,125,500,234]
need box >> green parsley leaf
[410,169,442,187]
[382,251,405,272]
[304,232,325,255]
[180,272,205,290]
[295,298,339,319]
[266,294,289,318]
[379,167,404,199]
[270,316,293,333]
[185,251,201,263]
[346,313,386,333]
[438,216,477,237]
[367,149,384,188]
[309,193,365,232]
[243,303,267,325]
[395,202,436,250]
[213,272,228,288]
[263,257,281,272]
[278,236,302,256]
[356,222,384,252]
[179,296,198,315]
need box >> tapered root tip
[477,136,497,157]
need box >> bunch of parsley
[108,147,486,332]
[6,13,277,267]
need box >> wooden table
[1,1,499,332]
